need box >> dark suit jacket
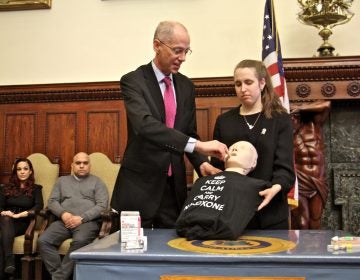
[111,62,207,221]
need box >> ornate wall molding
[285,61,360,82]
[0,83,122,104]
[284,56,360,100]
[191,77,235,97]
[347,81,360,97]
[321,83,336,98]
[0,56,359,103]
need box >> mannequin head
[225,141,258,175]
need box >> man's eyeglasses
[157,39,192,56]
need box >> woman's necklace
[243,112,261,130]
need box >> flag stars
[263,33,272,41]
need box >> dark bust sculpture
[291,101,331,229]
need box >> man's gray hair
[153,21,188,42]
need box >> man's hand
[199,162,222,176]
[195,140,228,161]
[61,212,72,224]
[67,216,83,228]
[62,212,83,229]
[257,184,282,211]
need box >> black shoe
[4,255,15,274]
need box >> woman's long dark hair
[3,158,36,197]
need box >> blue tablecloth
[71,229,360,280]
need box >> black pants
[0,215,29,276]
[142,176,181,229]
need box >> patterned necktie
[163,76,176,176]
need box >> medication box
[120,211,147,251]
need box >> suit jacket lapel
[143,63,166,123]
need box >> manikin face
[16,161,32,182]
[153,25,191,75]
[234,67,265,109]
[71,153,91,178]
[225,141,257,173]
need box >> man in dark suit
[111,21,228,228]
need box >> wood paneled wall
[0,83,124,177]
[0,56,359,184]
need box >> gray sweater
[48,174,109,223]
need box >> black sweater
[0,184,43,214]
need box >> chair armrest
[37,207,57,235]
[24,209,38,240]
[39,207,52,217]
[22,209,39,256]
[98,209,119,239]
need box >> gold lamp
[297,0,355,56]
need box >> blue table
[71,229,360,280]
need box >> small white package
[120,211,147,251]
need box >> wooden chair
[34,152,120,279]
[11,153,59,280]
[89,152,121,238]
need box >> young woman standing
[211,59,295,229]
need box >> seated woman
[0,158,43,277]
[176,141,271,240]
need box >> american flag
[262,0,298,208]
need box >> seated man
[38,152,109,280]
[176,141,271,240]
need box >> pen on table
[331,236,360,245]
